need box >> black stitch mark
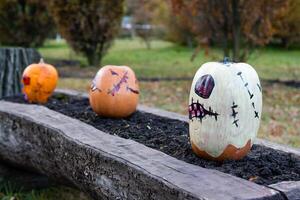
[126,86,139,94]
[188,98,219,122]
[244,82,254,99]
[254,111,259,118]
[257,83,262,92]
[232,119,239,127]
[231,102,239,127]
[252,102,259,119]
[110,69,119,76]
[231,102,238,118]
[237,71,244,82]
[247,90,254,99]
[237,72,254,99]
[237,72,260,119]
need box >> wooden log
[0,100,283,200]
[270,181,300,200]
[54,89,300,200]
[0,48,41,98]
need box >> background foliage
[0,0,54,47]
[48,0,124,66]
[170,0,289,61]
[274,0,300,47]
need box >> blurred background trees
[124,0,169,49]
[170,0,289,61]
[0,0,54,47]
[123,0,299,61]
[0,0,299,64]
[273,0,300,47]
[48,0,124,66]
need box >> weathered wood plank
[0,101,282,200]
[270,181,300,200]
[55,88,89,98]
[54,88,300,200]
[254,139,300,157]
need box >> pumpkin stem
[223,57,230,64]
[39,58,45,64]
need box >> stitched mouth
[189,98,219,122]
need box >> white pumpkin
[189,61,262,161]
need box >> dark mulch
[3,94,300,186]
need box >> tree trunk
[232,0,241,62]
[87,52,101,67]
[0,48,41,98]
[281,37,289,48]
[221,0,230,57]
[144,38,151,49]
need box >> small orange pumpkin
[22,59,58,104]
[89,65,139,118]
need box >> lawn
[38,39,300,80]
[0,183,90,200]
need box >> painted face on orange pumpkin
[22,59,58,104]
[89,65,139,118]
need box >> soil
[3,94,300,186]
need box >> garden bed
[1,90,299,199]
[4,93,300,186]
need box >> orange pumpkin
[22,59,58,104]
[89,65,139,118]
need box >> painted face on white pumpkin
[189,61,262,160]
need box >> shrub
[0,0,54,47]
[171,0,289,61]
[48,0,124,66]
[274,0,300,47]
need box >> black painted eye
[194,74,215,99]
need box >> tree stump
[0,48,41,98]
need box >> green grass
[38,41,84,64]
[38,38,300,80]
[0,181,91,200]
